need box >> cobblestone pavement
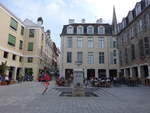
[0,82,150,113]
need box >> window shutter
[28,43,33,51]
[10,18,18,30]
[8,34,16,46]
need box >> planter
[0,81,16,85]
[10,81,16,84]
[0,81,7,85]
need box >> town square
[0,0,150,113]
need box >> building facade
[0,3,58,80]
[117,0,150,79]
[60,18,119,80]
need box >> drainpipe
[106,36,110,78]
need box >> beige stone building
[0,3,57,80]
[60,18,119,80]
[117,0,150,79]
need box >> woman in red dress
[42,73,51,95]
[42,81,49,95]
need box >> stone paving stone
[0,82,150,113]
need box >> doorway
[65,69,73,80]
[87,69,95,80]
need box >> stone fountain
[72,69,85,96]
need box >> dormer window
[67,26,74,34]
[135,3,141,16]
[122,18,126,28]
[145,0,150,7]
[87,26,94,34]
[128,11,133,23]
[98,26,105,34]
[77,26,84,34]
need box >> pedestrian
[42,81,49,95]
[0,74,2,82]
[5,75,9,85]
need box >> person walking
[41,72,51,95]
[42,81,49,95]
[5,75,9,85]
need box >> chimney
[69,19,75,24]
[96,18,103,24]
[46,30,51,38]
[81,19,85,24]
[37,17,43,25]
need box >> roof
[23,19,41,28]
[117,0,150,35]
[0,3,42,28]
[0,3,24,25]
[60,23,112,36]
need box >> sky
[0,0,140,48]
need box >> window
[10,17,18,30]
[145,0,150,6]
[114,59,117,64]
[67,52,72,63]
[88,52,94,64]
[67,26,74,34]
[77,26,83,34]
[135,3,141,16]
[98,26,105,34]
[131,27,134,38]
[113,41,117,48]
[12,54,16,60]
[8,34,16,46]
[144,37,150,55]
[88,37,94,48]
[21,26,24,35]
[87,26,94,34]
[98,37,104,48]
[99,52,104,64]
[28,42,33,51]
[28,57,33,63]
[110,38,113,48]
[3,51,8,58]
[139,20,143,32]
[77,52,83,64]
[113,50,117,57]
[29,29,35,37]
[139,39,144,57]
[147,14,150,26]
[125,48,128,64]
[131,44,135,60]
[19,40,23,49]
[67,37,72,48]
[19,56,23,62]
[77,37,83,48]
[119,50,123,66]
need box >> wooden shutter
[28,43,33,51]
[8,34,16,46]
[10,18,18,30]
